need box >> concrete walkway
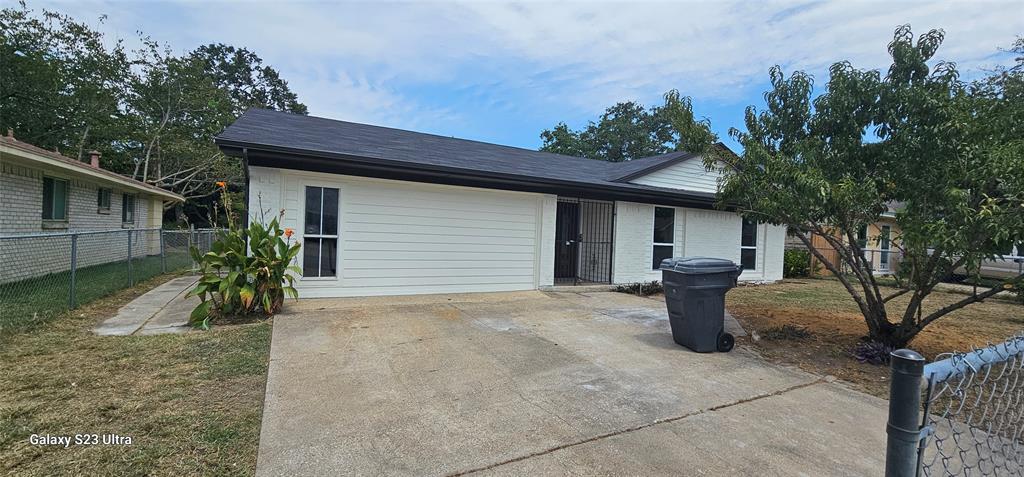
[93,276,198,336]
[257,290,887,476]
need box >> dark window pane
[741,219,757,247]
[303,238,321,276]
[741,248,756,270]
[653,245,673,270]
[322,188,339,236]
[320,238,337,277]
[42,178,54,219]
[97,188,111,209]
[857,225,868,248]
[122,194,134,223]
[653,207,674,243]
[52,181,67,219]
[305,187,322,235]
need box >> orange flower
[284,228,294,238]
[216,181,227,188]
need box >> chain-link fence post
[188,225,196,274]
[160,229,166,274]
[68,233,78,309]
[127,230,133,287]
[886,349,925,477]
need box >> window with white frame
[122,193,135,225]
[652,207,674,269]
[740,219,757,270]
[303,186,339,277]
[42,177,69,221]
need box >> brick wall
[0,162,166,283]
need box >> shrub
[783,249,813,278]
[187,187,301,329]
[853,341,896,365]
[614,281,663,296]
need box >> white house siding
[0,161,162,283]
[248,166,550,297]
[611,201,784,284]
[628,157,723,193]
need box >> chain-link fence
[0,228,220,335]
[886,335,1024,476]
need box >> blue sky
[26,0,1024,152]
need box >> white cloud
[26,0,1024,136]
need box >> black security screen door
[555,197,615,285]
[554,201,580,282]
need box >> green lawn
[0,273,271,476]
[0,251,192,336]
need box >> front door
[554,201,580,283]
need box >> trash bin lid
[660,257,740,274]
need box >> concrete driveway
[258,290,887,476]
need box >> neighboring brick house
[0,133,183,282]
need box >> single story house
[803,211,901,277]
[0,132,183,282]
[216,109,785,298]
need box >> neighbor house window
[97,188,111,213]
[42,177,69,221]
[303,186,339,277]
[856,225,868,249]
[740,219,758,270]
[122,193,135,225]
[652,207,674,269]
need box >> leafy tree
[0,4,130,161]
[718,26,1024,347]
[123,39,237,202]
[0,3,307,223]
[540,90,717,161]
[190,43,307,116]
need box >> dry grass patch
[0,273,272,476]
[727,278,1023,397]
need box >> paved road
[257,290,887,476]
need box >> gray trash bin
[659,257,742,352]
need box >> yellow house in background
[808,206,901,276]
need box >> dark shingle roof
[216,109,716,200]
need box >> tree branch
[883,288,912,303]
[912,275,1022,332]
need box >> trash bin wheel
[717,333,735,352]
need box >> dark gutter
[216,139,726,211]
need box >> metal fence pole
[127,230,133,286]
[160,229,166,274]
[68,233,78,309]
[188,225,195,273]
[886,349,926,477]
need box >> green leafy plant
[187,187,301,328]
[783,249,813,278]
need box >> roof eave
[1,143,184,202]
